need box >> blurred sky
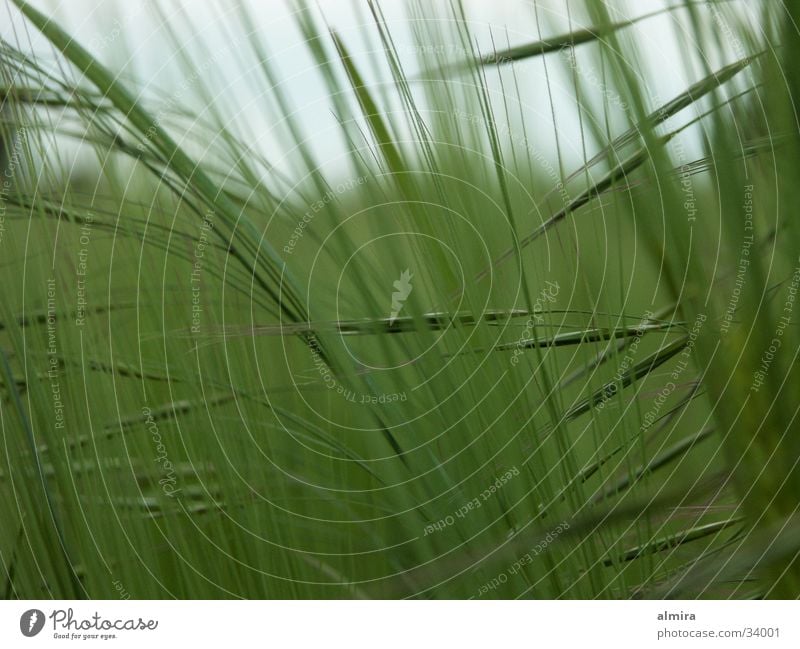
[2,0,756,180]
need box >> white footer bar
[1,600,796,647]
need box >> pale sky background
[1,0,758,180]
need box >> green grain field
[1,0,800,599]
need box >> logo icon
[20,609,45,637]
[389,269,413,324]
